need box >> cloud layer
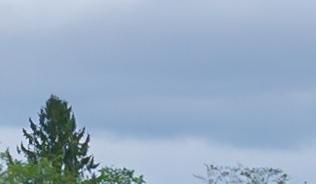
[1,0,316,150]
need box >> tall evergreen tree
[19,95,98,179]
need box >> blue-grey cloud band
[1,0,316,150]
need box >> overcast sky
[0,0,316,183]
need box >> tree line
[0,95,305,184]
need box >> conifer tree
[19,95,98,179]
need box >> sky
[0,0,316,183]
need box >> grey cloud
[76,93,316,149]
[1,0,316,149]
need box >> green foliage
[19,95,98,178]
[96,167,145,184]
[1,157,75,184]
[0,154,145,184]
[0,95,145,184]
[80,167,145,184]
